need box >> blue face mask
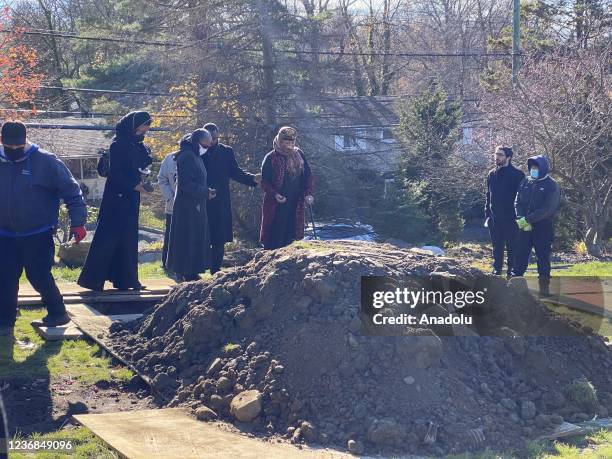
[530,168,539,179]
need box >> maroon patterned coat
[259,149,314,247]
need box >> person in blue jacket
[78,112,153,291]
[511,154,560,295]
[0,121,87,331]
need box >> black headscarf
[115,111,152,142]
[176,129,210,158]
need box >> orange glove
[70,226,87,243]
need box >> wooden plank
[19,279,176,297]
[19,293,166,306]
[68,312,152,388]
[540,418,612,440]
[34,322,83,341]
[73,409,351,459]
[67,303,103,317]
[19,288,172,298]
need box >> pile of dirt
[109,241,612,456]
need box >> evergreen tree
[396,81,464,242]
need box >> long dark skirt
[78,191,141,291]
[166,196,210,276]
[265,172,303,250]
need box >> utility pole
[512,0,521,86]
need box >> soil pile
[109,241,612,456]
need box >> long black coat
[485,163,525,223]
[201,143,257,244]
[166,139,210,275]
[78,133,152,291]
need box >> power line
[0,108,191,118]
[24,123,171,131]
[0,28,181,47]
[36,85,174,97]
[2,28,513,59]
[5,82,485,102]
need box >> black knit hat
[1,121,26,145]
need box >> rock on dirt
[230,390,262,422]
[347,438,364,455]
[195,405,218,421]
[108,240,612,456]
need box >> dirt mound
[109,241,612,456]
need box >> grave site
[1,1,610,456]
[3,241,610,458]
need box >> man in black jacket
[485,146,525,276]
[202,123,261,274]
[511,154,560,294]
[0,121,87,332]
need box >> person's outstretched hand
[275,193,286,204]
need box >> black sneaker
[31,312,71,328]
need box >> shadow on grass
[0,310,99,438]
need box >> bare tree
[481,48,611,256]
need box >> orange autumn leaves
[1,8,44,118]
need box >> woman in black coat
[78,111,153,291]
[166,129,215,281]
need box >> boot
[538,277,552,297]
[31,312,71,328]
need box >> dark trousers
[488,218,518,274]
[162,213,172,268]
[512,219,554,280]
[0,231,65,326]
[210,243,225,274]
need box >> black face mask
[3,147,25,161]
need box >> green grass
[544,303,612,340]
[291,240,345,252]
[531,429,612,458]
[548,262,612,277]
[223,342,240,353]
[139,205,165,230]
[446,430,612,459]
[19,261,171,285]
[469,260,612,278]
[0,308,132,384]
[10,426,117,459]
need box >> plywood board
[74,409,351,459]
[19,293,167,306]
[34,322,83,341]
[19,279,176,297]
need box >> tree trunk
[584,212,607,258]
[258,0,277,132]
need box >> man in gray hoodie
[157,152,177,269]
[0,121,87,331]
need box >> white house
[27,118,110,200]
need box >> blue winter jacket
[0,144,87,237]
[515,155,560,224]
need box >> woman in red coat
[259,127,314,250]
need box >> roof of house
[305,95,484,132]
[26,117,112,158]
[307,96,400,130]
